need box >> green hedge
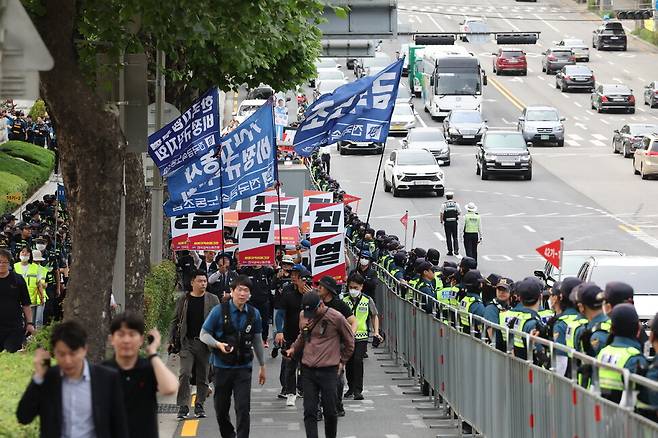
[633,28,658,46]
[0,352,39,437]
[0,141,55,215]
[144,260,179,337]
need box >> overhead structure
[412,32,541,46]
[321,39,378,57]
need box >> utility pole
[149,50,165,266]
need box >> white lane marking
[536,213,560,217]
[569,134,584,141]
[612,77,623,83]
[547,82,554,89]
[523,225,537,233]
[600,119,609,125]
[533,13,560,32]
[562,93,570,99]
[497,12,520,31]
[425,13,445,32]
[566,140,581,147]
[416,112,428,128]
[591,140,606,146]
[639,77,646,82]
[592,133,607,141]
[574,101,582,107]
[537,75,545,81]
[575,122,588,130]
[434,232,446,242]
[638,107,646,113]
[504,213,527,217]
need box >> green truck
[408,45,425,97]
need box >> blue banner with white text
[148,87,220,177]
[293,58,404,156]
[163,102,277,217]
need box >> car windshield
[629,125,658,136]
[397,151,435,165]
[564,66,592,75]
[501,51,524,57]
[451,111,482,123]
[484,133,527,149]
[318,80,345,93]
[315,59,337,68]
[436,72,481,95]
[590,266,658,293]
[550,255,591,277]
[525,110,559,121]
[603,85,631,94]
[410,130,444,142]
[394,105,414,116]
[238,105,261,116]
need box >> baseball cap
[292,264,312,278]
[558,277,583,300]
[516,278,542,303]
[462,270,483,288]
[610,303,639,338]
[416,260,434,275]
[575,282,604,308]
[318,276,339,295]
[485,273,501,288]
[302,292,322,318]
[281,255,295,264]
[603,282,634,306]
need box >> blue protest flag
[163,101,277,217]
[293,58,404,157]
[148,87,221,177]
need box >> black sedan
[555,65,595,92]
[591,84,635,114]
[612,123,658,158]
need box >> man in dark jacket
[16,320,129,438]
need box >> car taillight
[648,151,658,156]
[548,55,557,61]
[654,90,658,96]
[629,95,635,104]
[601,96,608,102]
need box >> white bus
[419,46,487,119]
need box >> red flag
[400,212,408,229]
[536,239,562,269]
[342,193,361,205]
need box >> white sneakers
[286,394,297,407]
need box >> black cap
[393,251,407,267]
[442,261,457,269]
[517,278,542,303]
[559,277,583,301]
[485,273,501,287]
[459,256,477,271]
[413,248,427,258]
[462,269,483,288]
[318,276,339,295]
[302,291,322,318]
[442,266,458,278]
[575,282,603,308]
[603,282,634,307]
[610,303,639,338]
[416,260,434,275]
[426,248,440,266]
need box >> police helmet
[445,191,454,200]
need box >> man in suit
[16,320,129,438]
[209,253,238,303]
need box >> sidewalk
[12,173,61,218]
[160,343,457,438]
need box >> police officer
[458,270,485,333]
[437,266,459,323]
[458,256,477,277]
[551,278,587,377]
[389,251,407,283]
[510,278,544,360]
[602,281,648,346]
[636,313,658,421]
[482,273,501,305]
[572,283,610,357]
[596,304,647,404]
[483,277,513,350]
[349,250,377,300]
[440,192,461,256]
[462,203,482,262]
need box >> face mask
[359,258,370,267]
[20,255,30,262]
[36,244,47,251]
[349,289,361,298]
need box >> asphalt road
[329,0,658,279]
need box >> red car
[492,48,527,76]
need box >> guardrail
[345,244,658,437]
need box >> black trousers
[444,221,459,255]
[214,367,252,438]
[321,153,330,174]
[303,365,338,438]
[346,341,368,394]
[463,233,479,262]
[336,369,345,411]
[284,354,301,395]
[0,328,24,353]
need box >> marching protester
[284,291,355,438]
[209,253,239,303]
[201,275,267,438]
[0,248,33,352]
[170,270,220,420]
[240,264,275,348]
[16,321,129,437]
[104,312,179,438]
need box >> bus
[419,46,487,119]
[408,45,425,97]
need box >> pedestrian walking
[319,145,331,174]
[200,275,267,438]
[209,253,238,303]
[440,192,461,256]
[462,202,482,262]
[285,291,355,438]
[169,270,220,420]
[16,321,129,438]
[14,246,46,328]
[241,264,275,348]
[104,312,179,438]
[0,248,33,352]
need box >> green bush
[28,100,47,120]
[24,324,56,353]
[0,352,40,437]
[144,260,179,337]
[0,141,55,215]
[633,28,658,46]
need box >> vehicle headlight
[449,128,460,135]
[395,173,404,180]
[484,153,497,160]
[556,125,564,131]
[520,154,531,161]
[436,171,444,179]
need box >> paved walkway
[161,343,460,438]
[12,173,61,217]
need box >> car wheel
[651,98,657,108]
[645,96,650,106]
[642,164,649,180]
[339,145,347,155]
[622,45,627,51]
[612,141,619,154]
[476,162,481,175]
[383,177,391,192]
[634,162,641,175]
[524,168,533,181]
[392,181,401,197]
[556,81,560,89]
[629,108,635,114]
[481,167,489,180]
[444,160,451,166]
[436,189,444,197]
[584,58,590,62]
[522,70,528,76]
[557,139,564,147]
[623,144,631,158]
[541,65,546,72]
[597,105,603,113]
[424,106,429,113]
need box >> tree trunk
[35,0,125,362]
[124,152,149,314]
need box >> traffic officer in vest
[511,278,544,360]
[572,282,610,357]
[462,202,482,262]
[483,277,513,350]
[636,313,658,422]
[551,278,587,377]
[200,275,267,437]
[343,272,381,400]
[596,304,647,404]
[440,192,461,257]
[458,270,486,333]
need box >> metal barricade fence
[346,244,658,437]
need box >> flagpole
[356,150,386,261]
[403,210,408,247]
[410,220,417,250]
[558,237,564,283]
[271,97,284,252]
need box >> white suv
[383,149,445,197]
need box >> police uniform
[462,205,481,262]
[440,197,460,256]
[458,270,485,333]
[343,292,378,398]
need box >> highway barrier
[346,245,658,437]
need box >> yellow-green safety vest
[464,212,480,233]
[344,295,371,340]
[459,295,480,327]
[406,277,421,300]
[538,309,555,324]
[433,272,444,298]
[597,345,642,392]
[512,311,539,348]
[14,262,43,305]
[559,314,589,349]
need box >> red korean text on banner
[536,239,562,269]
[188,210,223,250]
[237,211,275,266]
[265,196,300,245]
[171,215,190,250]
[310,233,346,284]
[302,190,334,234]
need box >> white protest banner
[237,211,275,266]
[310,233,346,284]
[301,190,333,234]
[171,215,189,250]
[188,210,223,250]
[265,196,300,246]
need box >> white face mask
[20,255,30,263]
[36,244,47,251]
[359,258,369,266]
[349,289,361,298]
